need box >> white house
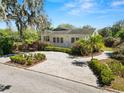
[41,29,98,47]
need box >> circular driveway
[0,51,112,87]
[28,51,112,87]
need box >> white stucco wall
[41,33,90,47]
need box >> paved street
[0,63,113,93]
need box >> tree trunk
[91,48,93,60]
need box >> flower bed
[9,53,46,67]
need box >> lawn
[111,77,124,91]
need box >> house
[41,29,98,47]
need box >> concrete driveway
[28,51,112,87]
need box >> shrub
[23,29,39,44]
[0,37,14,55]
[111,48,124,65]
[44,46,72,54]
[10,54,26,65]
[17,41,50,52]
[107,60,124,78]
[100,68,114,85]
[37,42,50,51]
[34,53,46,61]
[10,53,46,66]
[71,37,103,56]
[71,39,89,56]
[27,58,33,65]
[89,59,114,86]
[104,37,115,47]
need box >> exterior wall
[41,33,90,47]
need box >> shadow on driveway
[72,60,87,67]
[0,84,11,92]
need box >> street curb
[0,62,122,93]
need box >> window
[44,36,49,41]
[76,37,79,41]
[46,36,49,41]
[57,37,59,43]
[53,37,56,43]
[61,38,63,43]
[71,37,75,43]
[43,36,46,41]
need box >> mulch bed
[4,59,46,68]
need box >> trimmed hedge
[89,59,114,86]
[44,46,72,54]
[10,53,46,66]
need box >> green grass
[111,77,124,91]
[100,59,124,92]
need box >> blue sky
[0,0,124,29]
[45,0,124,29]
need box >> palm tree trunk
[91,47,93,60]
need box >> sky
[0,0,124,29]
[45,0,124,29]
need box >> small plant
[10,53,46,66]
[34,53,46,61]
[27,59,33,65]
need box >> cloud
[46,0,66,3]
[112,0,124,7]
[61,0,124,16]
[64,0,95,15]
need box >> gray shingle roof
[42,29,94,35]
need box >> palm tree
[87,35,104,60]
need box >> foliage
[99,20,124,41]
[34,53,46,61]
[72,35,104,57]
[107,60,124,78]
[44,46,72,54]
[99,27,112,37]
[16,41,50,52]
[0,29,14,55]
[71,39,90,56]
[98,20,124,48]
[82,25,96,32]
[89,59,114,86]
[111,48,124,61]
[54,24,75,30]
[112,20,124,37]
[0,0,50,39]
[88,35,104,59]
[23,29,39,44]
[10,54,26,65]
[10,53,46,66]
[115,28,124,41]
[104,37,120,47]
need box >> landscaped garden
[88,48,124,91]
[9,53,46,67]
[1,19,124,92]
